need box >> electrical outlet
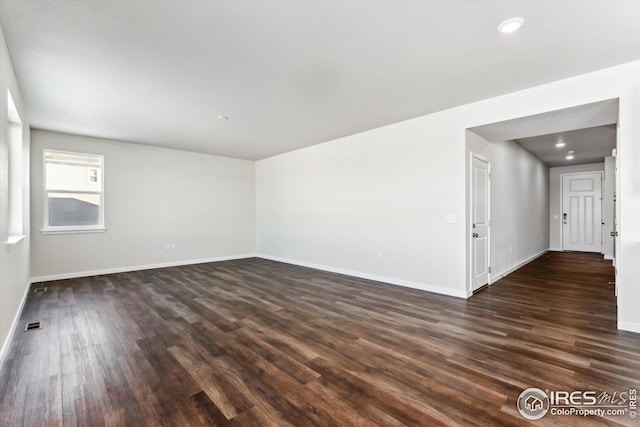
[164,243,170,250]
[170,243,177,250]
[276,240,281,247]
[444,214,457,224]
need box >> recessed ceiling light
[567,150,575,154]
[216,115,229,120]
[555,142,566,148]
[566,155,575,160]
[498,17,524,34]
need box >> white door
[562,172,602,252]
[472,156,490,291]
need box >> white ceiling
[469,99,618,167]
[1,1,639,160]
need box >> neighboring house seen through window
[43,150,104,233]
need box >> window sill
[5,234,26,246]
[41,228,106,235]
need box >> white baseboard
[31,253,257,283]
[489,249,548,284]
[544,248,614,262]
[256,254,467,299]
[618,321,640,334]
[0,280,31,370]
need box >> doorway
[561,171,603,252]
[466,99,618,298]
[470,155,490,291]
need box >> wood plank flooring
[1,252,639,426]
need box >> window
[43,150,104,233]
[7,89,23,243]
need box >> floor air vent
[33,287,48,294]
[24,321,42,332]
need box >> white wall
[548,163,604,251]
[0,23,31,364]
[466,132,549,286]
[30,130,255,280]
[616,79,640,333]
[256,60,640,332]
[603,156,615,260]
[256,117,469,297]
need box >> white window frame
[42,149,106,234]
[6,89,24,245]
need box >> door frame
[613,143,619,296]
[559,170,604,252]
[469,153,491,294]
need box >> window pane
[48,193,100,226]
[44,150,103,230]
[46,162,101,192]
[8,90,23,236]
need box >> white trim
[604,255,613,260]
[488,249,548,284]
[548,247,563,252]
[618,321,640,334]
[4,234,26,245]
[0,280,31,370]
[31,254,257,283]
[41,227,106,235]
[256,254,468,299]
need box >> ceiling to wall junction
[0,1,638,159]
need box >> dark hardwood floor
[1,252,638,426]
